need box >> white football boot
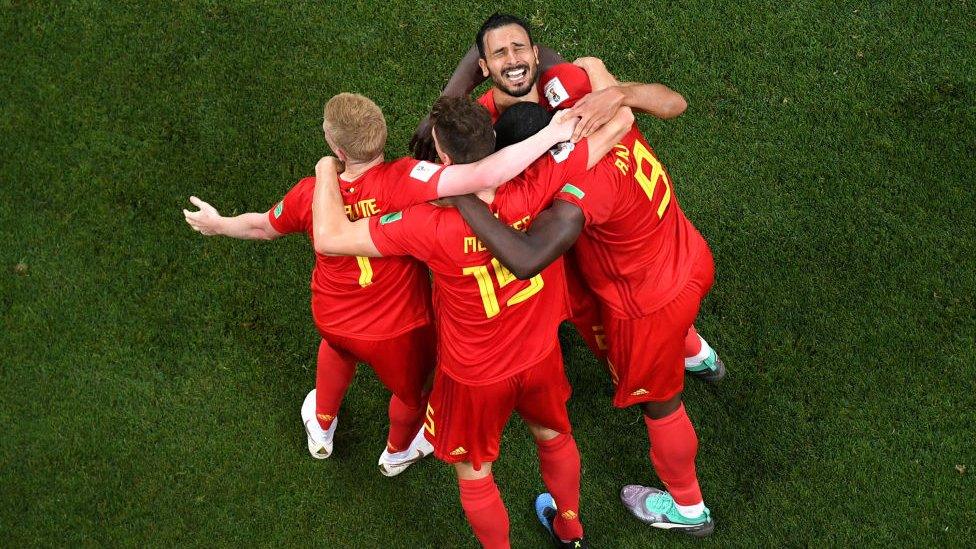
[377,425,434,477]
[301,389,337,459]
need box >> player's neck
[340,155,384,182]
[493,86,539,114]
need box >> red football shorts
[423,345,572,470]
[565,255,608,362]
[604,249,715,408]
[319,323,436,410]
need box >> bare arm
[434,110,578,196]
[183,196,282,240]
[410,44,565,160]
[617,81,687,119]
[451,194,584,279]
[569,57,687,140]
[310,158,382,257]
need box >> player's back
[369,140,593,382]
[560,124,709,318]
[425,203,567,384]
[273,158,442,339]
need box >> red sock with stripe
[536,433,584,540]
[458,474,510,549]
[315,339,355,431]
[386,393,427,452]
[644,403,703,505]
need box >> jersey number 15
[463,258,544,318]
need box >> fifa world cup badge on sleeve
[549,141,575,163]
[409,161,441,183]
[543,77,570,110]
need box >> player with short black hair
[410,14,723,382]
[451,62,720,537]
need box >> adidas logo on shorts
[450,446,467,456]
[630,388,649,396]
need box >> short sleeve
[368,206,439,262]
[267,177,313,235]
[517,139,592,208]
[379,159,445,212]
[555,155,618,226]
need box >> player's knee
[641,393,683,420]
[454,460,493,480]
[526,422,560,442]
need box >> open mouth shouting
[503,65,530,86]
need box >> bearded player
[310,96,633,547]
[183,91,592,476]
[411,13,723,379]
[452,63,719,536]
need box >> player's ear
[533,44,539,63]
[479,58,489,78]
[432,127,452,166]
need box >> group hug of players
[184,13,728,548]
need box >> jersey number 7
[463,258,544,318]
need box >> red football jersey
[369,141,590,385]
[555,124,710,318]
[268,158,446,339]
[477,89,501,122]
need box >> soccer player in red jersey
[311,96,632,548]
[411,13,722,376]
[451,62,721,536]
[183,91,588,476]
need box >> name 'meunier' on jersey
[267,158,446,340]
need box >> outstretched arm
[452,194,584,279]
[434,110,579,196]
[410,44,565,160]
[310,157,382,257]
[183,196,282,240]
[569,57,687,140]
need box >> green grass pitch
[2,1,974,546]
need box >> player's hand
[183,196,222,236]
[547,110,581,143]
[566,86,625,141]
[409,115,438,162]
[315,156,344,177]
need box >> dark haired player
[411,13,724,379]
[311,95,633,548]
[451,63,719,536]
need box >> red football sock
[386,393,427,452]
[644,403,703,505]
[458,475,510,549]
[684,325,702,358]
[536,434,584,541]
[315,339,355,431]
